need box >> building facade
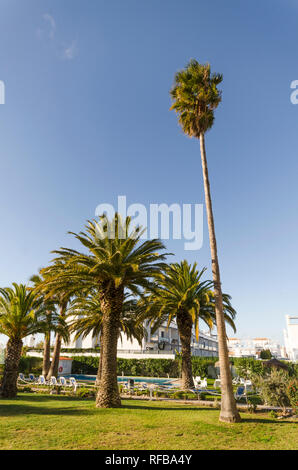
[227,337,282,359]
[64,320,219,359]
[284,315,298,361]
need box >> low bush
[19,356,42,375]
[287,378,298,412]
[197,392,207,401]
[252,370,291,410]
[76,387,96,399]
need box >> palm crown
[141,260,236,337]
[68,293,146,346]
[170,59,223,137]
[39,214,168,298]
[0,283,43,340]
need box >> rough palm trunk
[95,344,103,387]
[42,333,51,377]
[176,311,194,390]
[0,338,23,398]
[46,302,66,380]
[47,333,61,380]
[96,285,123,408]
[200,133,241,423]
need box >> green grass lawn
[0,393,297,450]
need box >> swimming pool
[62,374,174,385]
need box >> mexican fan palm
[170,59,241,422]
[141,261,236,389]
[0,284,43,398]
[38,214,167,407]
[68,293,146,385]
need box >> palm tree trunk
[0,339,23,398]
[96,286,123,408]
[176,312,194,390]
[42,333,51,377]
[95,345,103,387]
[46,302,67,380]
[200,133,241,423]
[46,333,61,380]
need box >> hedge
[19,356,43,374]
[71,356,219,378]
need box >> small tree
[287,379,298,413]
[260,349,272,360]
[252,369,290,411]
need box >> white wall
[284,316,298,361]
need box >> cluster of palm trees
[0,214,235,407]
[0,59,242,422]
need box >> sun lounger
[49,376,59,386]
[200,378,208,389]
[213,379,221,388]
[58,376,71,387]
[18,373,32,384]
[234,386,247,401]
[36,375,48,386]
[69,377,83,391]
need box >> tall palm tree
[68,293,146,386]
[37,214,167,407]
[0,284,43,398]
[29,274,69,377]
[140,261,236,389]
[170,59,241,422]
[33,265,73,380]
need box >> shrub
[76,387,96,398]
[191,357,218,378]
[260,349,272,360]
[17,386,32,393]
[172,390,185,400]
[287,379,298,412]
[270,410,278,419]
[19,356,43,375]
[197,392,207,401]
[247,397,258,413]
[232,357,265,379]
[252,370,291,410]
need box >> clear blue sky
[1,0,298,344]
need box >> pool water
[62,374,173,385]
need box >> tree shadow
[0,404,94,417]
[240,416,296,425]
[121,403,216,412]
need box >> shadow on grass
[120,403,217,412]
[1,394,92,403]
[0,404,94,417]
[240,416,295,425]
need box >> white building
[228,337,282,359]
[64,321,219,359]
[283,315,298,362]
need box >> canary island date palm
[68,293,146,386]
[30,274,69,377]
[31,269,72,380]
[140,261,236,390]
[38,214,167,407]
[0,284,43,398]
[170,59,241,422]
